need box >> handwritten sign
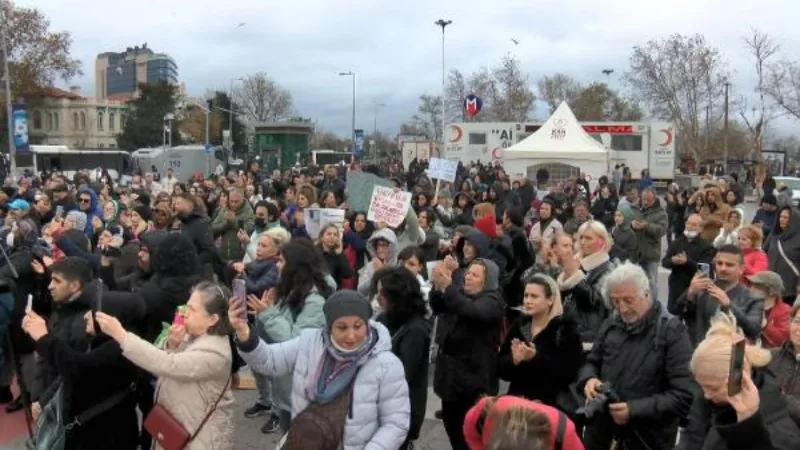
[305,208,346,238]
[346,171,393,212]
[367,186,412,228]
[428,157,458,182]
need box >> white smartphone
[25,294,33,314]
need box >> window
[120,114,126,129]
[32,111,42,130]
[468,133,487,145]
[73,112,79,130]
[80,112,86,130]
[109,112,115,131]
[109,143,116,148]
[97,111,104,131]
[46,112,52,130]
[53,112,59,131]
[589,134,643,152]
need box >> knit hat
[134,205,152,222]
[323,290,372,330]
[474,214,498,238]
[616,202,634,227]
[66,211,88,232]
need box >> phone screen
[697,263,711,278]
[96,279,104,313]
[232,278,247,315]
[55,205,64,219]
[728,338,746,396]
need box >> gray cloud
[19,0,800,137]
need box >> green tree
[117,81,182,150]
[572,82,643,121]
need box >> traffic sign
[204,144,213,154]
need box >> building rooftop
[37,86,84,100]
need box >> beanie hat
[616,203,634,226]
[66,211,88,232]
[474,214,497,238]
[134,205,152,222]
[323,290,372,330]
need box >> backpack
[475,396,567,450]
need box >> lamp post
[1,13,16,178]
[435,19,452,157]
[374,103,386,157]
[229,77,245,151]
[339,71,356,152]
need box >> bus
[444,121,677,182]
[22,146,133,180]
[311,150,354,166]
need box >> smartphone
[697,263,711,278]
[26,294,33,314]
[232,278,247,316]
[96,279,104,312]
[728,338,746,396]
[55,205,64,219]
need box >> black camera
[577,382,621,419]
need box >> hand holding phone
[728,337,746,396]
[232,278,247,317]
[697,263,711,278]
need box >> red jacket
[741,247,768,284]
[464,396,585,450]
[762,300,791,348]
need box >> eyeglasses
[79,198,91,203]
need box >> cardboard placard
[367,186,412,228]
[428,157,458,182]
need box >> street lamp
[163,113,175,150]
[229,77,245,150]
[435,19,452,158]
[1,12,16,178]
[339,71,356,152]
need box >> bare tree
[411,94,442,141]
[235,72,294,123]
[445,69,469,122]
[767,59,800,120]
[739,29,780,172]
[492,54,536,121]
[624,34,729,161]
[537,73,581,114]
[572,82,643,121]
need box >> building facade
[95,44,178,101]
[27,87,127,149]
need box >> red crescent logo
[659,129,673,146]
[492,147,502,160]
[449,125,463,143]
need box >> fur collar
[557,251,610,290]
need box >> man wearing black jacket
[662,214,716,307]
[174,193,216,280]
[579,262,694,450]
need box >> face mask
[254,218,266,228]
[5,233,13,248]
[330,334,360,354]
[684,230,699,239]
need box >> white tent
[503,101,609,180]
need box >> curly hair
[276,240,333,312]
[152,233,199,276]
[371,266,425,330]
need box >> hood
[616,202,634,227]
[457,229,491,261]
[453,192,475,210]
[367,320,393,355]
[366,228,398,264]
[476,258,500,292]
[78,187,100,214]
[151,233,200,277]
[777,206,800,241]
[474,214,497,238]
[139,230,169,252]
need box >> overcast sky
[20,0,800,137]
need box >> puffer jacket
[634,198,668,262]
[432,259,505,402]
[557,251,614,344]
[121,334,234,450]
[237,322,410,450]
[764,207,800,298]
[357,228,398,296]
[257,287,327,412]
[677,370,800,450]
[211,201,255,262]
[768,342,800,426]
[578,302,695,450]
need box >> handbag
[144,377,230,450]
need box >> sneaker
[260,415,281,434]
[244,402,272,418]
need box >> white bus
[21,146,132,181]
[444,121,677,182]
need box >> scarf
[305,325,378,404]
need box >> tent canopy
[504,101,608,162]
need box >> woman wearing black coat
[373,266,431,450]
[498,274,583,409]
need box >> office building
[95,44,178,101]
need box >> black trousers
[441,396,478,450]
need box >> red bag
[144,378,230,450]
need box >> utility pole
[1,14,16,179]
[374,103,385,157]
[723,81,730,173]
[338,71,356,152]
[435,19,452,158]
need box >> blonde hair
[263,227,291,247]
[485,404,550,450]
[578,220,614,252]
[691,312,771,381]
[738,225,764,248]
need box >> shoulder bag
[144,377,230,450]
[777,240,800,278]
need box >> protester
[632,187,668,300]
[763,207,800,305]
[767,302,800,425]
[662,213,716,306]
[748,271,791,349]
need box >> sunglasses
[80,198,91,203]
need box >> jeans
[441,397,477,450]
[278,409,291,432]
[640,260,660,303]
[251,317,273,408]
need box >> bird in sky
[602,69,615,76]
[237,22,246,28]
[510,38,520,45]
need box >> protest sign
[367,186,412,228]
[428,157,458,182]
[346,171,393,212]
[305,208,346,238]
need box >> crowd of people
[0,157,798,450]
